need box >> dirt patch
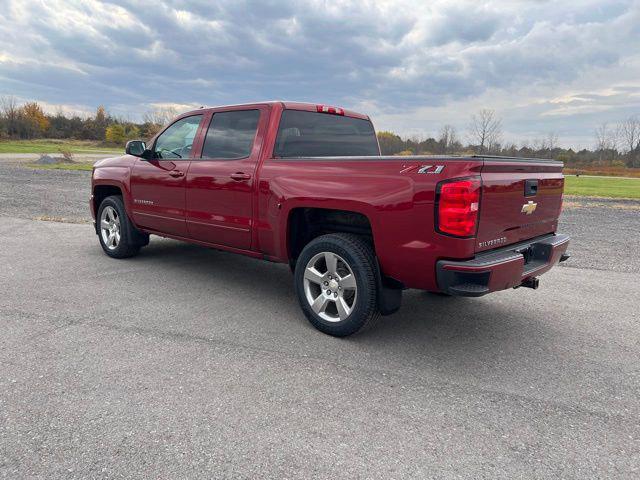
[34,215,91,224]
[563,196,640,210]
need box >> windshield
[274,110,380,157]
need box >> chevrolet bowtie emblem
[521,201,537,215]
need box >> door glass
[154,115,202,159]
[201,110,260,159]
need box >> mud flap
[375,260,402,316]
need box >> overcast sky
[1,0,639,148]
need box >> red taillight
[436,178,481,237]
[316,105,345,115]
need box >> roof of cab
[183,101,370,120]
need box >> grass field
[27,162,95,171]
[0,139,121,154]
[564,175,640,199]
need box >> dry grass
[34,215,90,224]
[564,167,640,178]
[27,162,94,171]
[563,198,640,210]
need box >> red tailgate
[476,158,564,253]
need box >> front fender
[92,165,134,220]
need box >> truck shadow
[123,238,556,364]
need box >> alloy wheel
[303,251,357,322]
[100,206,121,250]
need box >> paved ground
[1,162,639,478]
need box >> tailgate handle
[525,179,538,197]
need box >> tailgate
[476,158,564,253]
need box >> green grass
[27,162,94,171]
[0,139,121,154]
[564,175,640,199]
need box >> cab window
[154,115,203,159]
[201,110,260,159]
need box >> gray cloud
[1,0,638,146]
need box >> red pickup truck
[90,101,570,336]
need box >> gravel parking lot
[1,161,639,478]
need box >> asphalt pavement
[1,163,639,478]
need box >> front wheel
[97,195,144,258]
[294,233,380,337]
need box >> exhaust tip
[521,277,539,290]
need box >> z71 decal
[417,165,445,174]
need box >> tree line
[379,108,639,168]
[0,96,176,146]
[1,97,638,168]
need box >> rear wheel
[294,233,380,336]
[97,195,145,258]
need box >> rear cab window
[274,110,380,157]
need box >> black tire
[294,233,380,337]
[97,195,146,258]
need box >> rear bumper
[436,233,570,297]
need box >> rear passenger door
[185,106,267,250]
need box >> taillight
[316,105,345,115]
[436,177,481,237]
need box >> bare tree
[617,115,640,167]
[594,122,615,162]
[546,131,558,152]
[0,96,21,137]
[142,106,179,138]
[143,106,178,127]
[438,124,459,154]
[469,109,502,154]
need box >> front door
[185,107,266,250]
[130,114,203,237]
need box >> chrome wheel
[303,251,357,322]
[100,206,121,250]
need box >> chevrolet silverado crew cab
[90,101,570,336]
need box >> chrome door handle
[230,172,251,181]
[169,170,184,178]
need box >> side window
[154,115,202,159]
[201,110,260,159]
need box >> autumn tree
[376,131,405,155]
[105,123,140,146]
[93,105,108,140]
[21,102,50,138]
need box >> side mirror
[125,140,146,157]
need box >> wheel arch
[92,176,137,231]
[286,207,404,316]
[286,207,375,267]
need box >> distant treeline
[0,96,175,146]
[1,97,638,168]
[378,131,636,169]
[378,108,640,168]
